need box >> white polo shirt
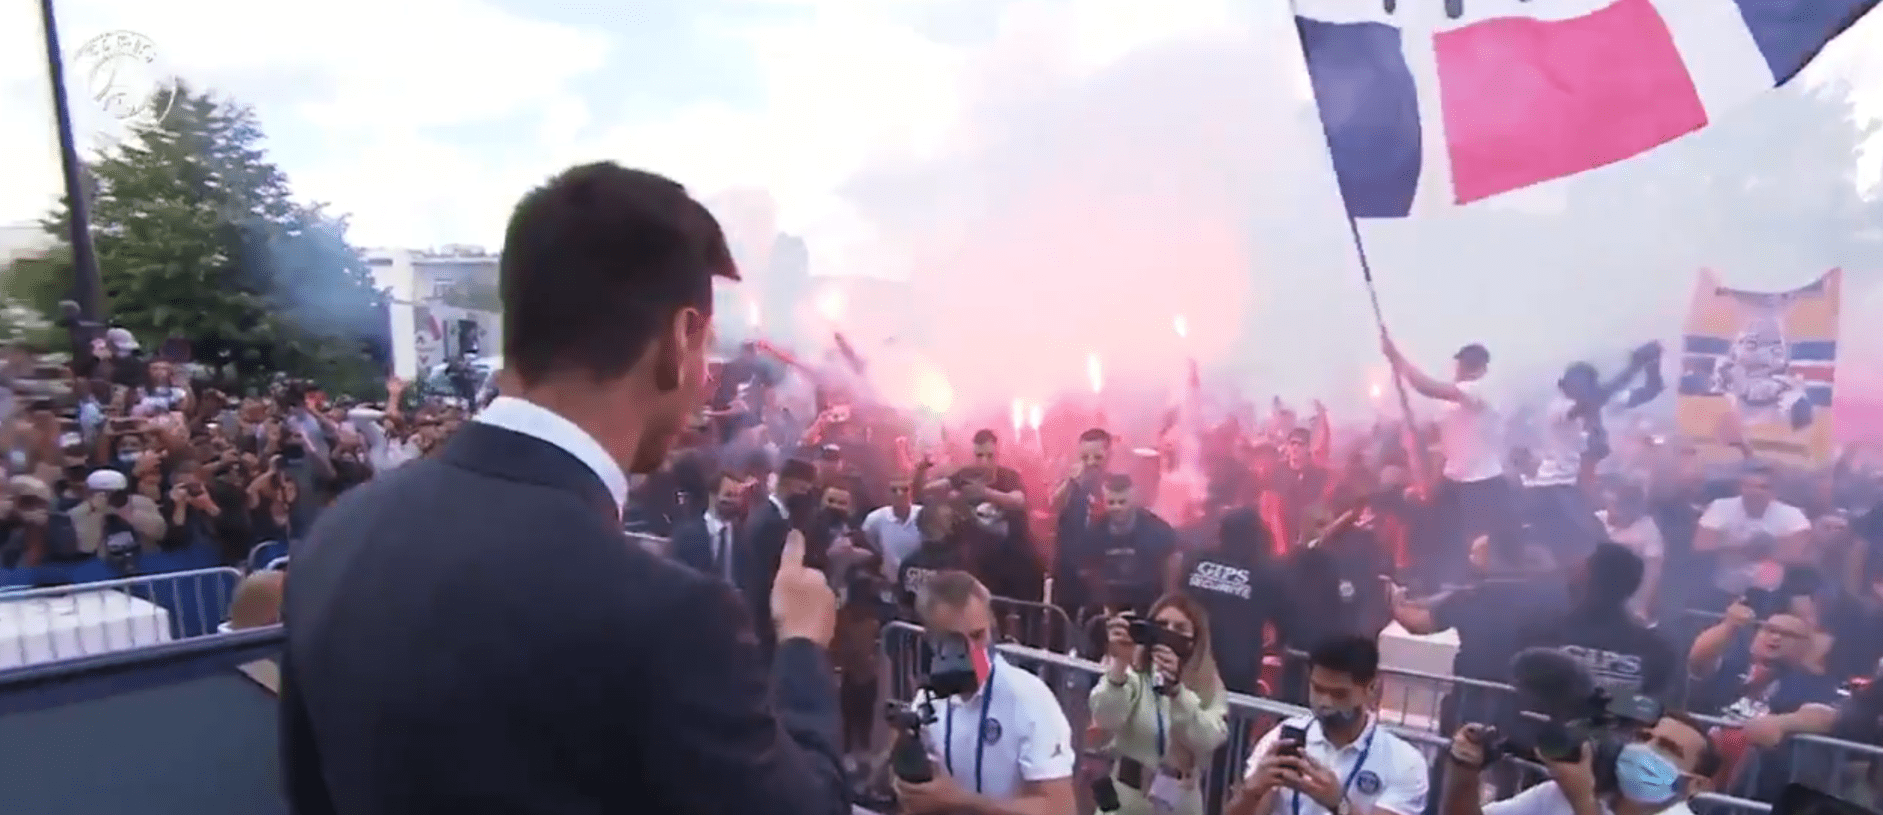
[1485,781,1694,815]
[862,504,924,570]
[922,654,1075,800]
[1243,715,1428,815]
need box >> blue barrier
[246,540,289,573]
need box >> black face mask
[784,491,818,519]
[280,443,305,462]
[821,505,850,527]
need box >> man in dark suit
[739,457,820,659]
[672,470,746,581]
[280,163,848,815]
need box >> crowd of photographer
[0,333,463,582]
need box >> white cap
[105,327,139,351]
[86,469,128,492]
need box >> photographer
[897,570,1076,815]
[70,469,166,562]
[1229,636,1428,815]
[1090,595,1230,815]
[1440,713,1720,815]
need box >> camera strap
[1290,723,1377,815]
[944,655,999,794]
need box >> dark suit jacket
[280,422,848,815]
[738,499,791,659]
[671,515,736,580]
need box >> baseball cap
[86,469,129,492]
[105,327,140,351]
[1453,343,1490,366]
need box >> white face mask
[20,509,50,525]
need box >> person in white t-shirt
[1597,483,1665,620]
[1380,338,1514,584]
[862,474,923,573]
[899,570,1077,815]
[1694,464,1810,600]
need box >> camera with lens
[884,631,982,786]
[1472,648,1665,793]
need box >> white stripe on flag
[1290,0,1397,25]
[1649,0,1776,118]
[1432,0,1631,29]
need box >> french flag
[1294,0,1879,218]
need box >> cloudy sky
[3,0,1881,409]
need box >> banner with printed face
[1676,269,1842,468]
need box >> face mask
[119,452,141,465]
[89,494,110,510]
[20,509,49,525]
[1311,701,1364,730]
[7,450,25,470]
[1616,743,1683,805]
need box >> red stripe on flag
[1435,0,1708,204]
[1792,365,1834,383]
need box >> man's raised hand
[771,529,837,648]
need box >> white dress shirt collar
[474,396,628,515]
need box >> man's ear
[1680,772,1713,797]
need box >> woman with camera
[1089,593,1230,815]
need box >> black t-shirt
[1524,608,1677,699]
[1178,548,1287,693]
[1076,511,1177,612]
[1433,575,1566,682]
[896,542,968,616]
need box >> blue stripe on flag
[1731,0,1880,84]
[1681,335,1837,361]
[1296,15,1422,219]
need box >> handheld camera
[1473,648,1663,793]
[885,632,981,784]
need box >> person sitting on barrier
[1229,635,1429,815]
[898,569,1076,815]
[1090,593,1230,815]
[1440,711,1721,815]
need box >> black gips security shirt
[895,541,968,617]
[1432,575,1566,682]
[1179,549,1287,693]
[1078,512,1178,612]
[1524,607,1677,699]
[1284,527,1395,646]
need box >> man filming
[1440,712,1720,815]
[896,570,1077,815]
[1228,636,1428,815]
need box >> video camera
[1471,648,1664,793]
[884,632,981,784]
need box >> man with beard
[281,164,846,815]
[1270,418,1334,551]
[1076,473,1177,616]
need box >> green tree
[437,281,502,314]
[6,83,390,394]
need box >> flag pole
[1341,214,1431,490]
[38,0,108,353]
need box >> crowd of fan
[624,344,1883,811]
[0,332,459,578]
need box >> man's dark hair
[1586,541,1644,607]
[1078,428,1112,445]
[1661,710,1723,777]
[1308,635,1380,684]
[499,162,737,386]
[1103,473,1133,493]
[971,429,998,445]
[711,471,743,492]
[779,458,818,484]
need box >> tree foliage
[6,83,390,394]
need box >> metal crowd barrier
[1787,735,1883,809]
[0,567,243,671]
[990,596,1077,654]
[882,621,1774,815]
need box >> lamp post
[39,0,108,353]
